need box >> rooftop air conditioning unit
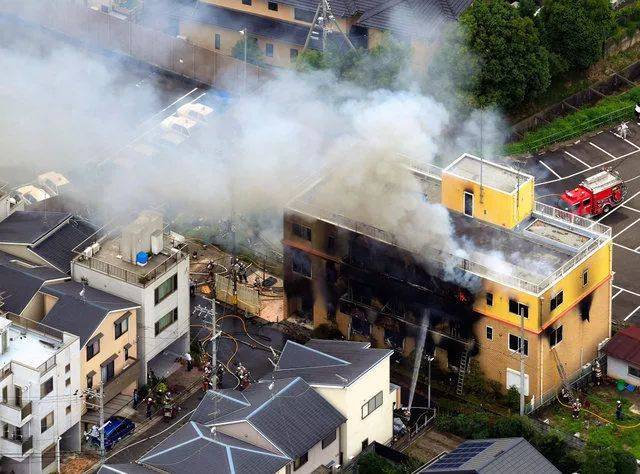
[83,246,93,259]
[91,243,100,254]
[151,230,163,255]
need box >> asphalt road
[518,121,640,325]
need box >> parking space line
[539,160,562,179]
[622,205,640,213]
[624,137,640,150]
[613,285,640,298]
[564,151,590,168]
[624,305,640,321]
[613,288,623,299]
[614,242,640,255]
[138,87,200,127]
[595,189,640,222]
[589,141,617,159]
[613,218,640,238]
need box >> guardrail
[534,201,612,236]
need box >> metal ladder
[551,348,576,404]
[456,348,470,396]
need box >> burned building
[283,154,612,409]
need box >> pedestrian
[594,360,602,387]
[635,103,640,124]
[146,397,154,419]
[185,352,193,372]
[616,400,623,421]
[133,388,140,408]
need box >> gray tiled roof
[139,421,290,474]
[32,218,96,273]
[269,339,392,387]
[0,251,67,314]
[41,281,138,346]
[420,438,560,474]
[0,211,70,245]
[192,377,345,458]
[98,464,160,474]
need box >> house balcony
[104,358,141,404]
[0,402,32,427]
[0,434,33,461]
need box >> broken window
[464,191,474,217]
[292,222,311,241]
[385,329,404,349]
[550,326,563,347]
[485,292,493,306]
[550,291,564,311]
[351,316,370,336]
[486,326,493,340]
[582,269,589,287]
[508,299,528,318]
[508,334,528,356]
[291,250,312,277]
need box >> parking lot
[518,121,640,325]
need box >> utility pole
[210,295,220,389]
[81,384,105,461]
[427,354,435,410]
[519,307,526,416]
[238,28,248,93]
[99,380,105,460]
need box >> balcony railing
[4,435,33,455]
[0,401,33,426]
[533,201,612,237]
[103,358,141,403]
[20,435,32,455]
[21,402,31,420]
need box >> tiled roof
[139,421,290,474]
[420,438,560,473]
[99,465,160,474]
[0,211,69,245]
[270,339,392,387]
[603,326,640,366]
[32,218,96,273]
[41,281,139,346]
[192,377,345,458]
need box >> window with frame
[294,8,315,22]
[115,312,130,339]
[155,308,178,336]
[486,326,493,340]
[292,222,311,240]
[321,429,336,449]
[293,451,308,470]
[101,360,115,383]
[268,1,278,10]
[485,292,493,306]
[124,345,130,360]
[87,373,94,390]
[582,269,589,287]
[40,377,53,399]
[65,363,70,373]
[65,378,71,387]
[550,291,564,311]
[40,411,54,433]
[214,33,221,50]
[508,299,529,318]
[361,391,383,419]
[386,329,404,349]
[629,365,640,378]
[550,325,563,347]
[87,338,100,361]
[66,405,71,415]
[41,443,56,470]
[508,334,528,356]
[155,274,178,304]
[291,250,312,278]
[266,43,274,57]
[290,48,299,62]
[242,0,252,5]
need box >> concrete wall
[0,244,50,267]
[607,356,640,385]
[218,420,282,454]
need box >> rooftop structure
[0,211,70,245]
[289,155,611,295]
[419,437,559,473]
[603,326,640,367]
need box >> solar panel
[428,441,495,469]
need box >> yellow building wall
[82,309,138,391]
[180,19,302,68]
[473,281,541,332]
[441,172,534,229]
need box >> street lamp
[238,28,247,93]
[426,354,435,410]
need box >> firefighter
[635,103,640,124]
[236,363,250,391]
[146,397,154,419]
[217,363,225,388]
[618,122,630,139]
[594,360,602,387]
[572,400,581,419]
[616,400,623,421]
[560,387,569,402]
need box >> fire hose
[556,395,640,429]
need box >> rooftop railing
[533,201,612,237]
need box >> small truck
[559,169,626,217]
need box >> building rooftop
[269,339,392,387]
[0,211,70,245]
[603,326,640,366]
[192,377,345,459]
[40,281,139,346]
[138,421,290,474]
[444,154,533,194]
[419,437,559,473]
[32,217,97,274]
[0,316,66,371]
[288,159,611,295]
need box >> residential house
[603,326,640,386]
[267,339,396,463]
[0,314,82,474]
[71,211,190,383]
[283,153,612,408]
[418,437,560,473]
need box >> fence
[214,273,261,315]
[0,0,273,93]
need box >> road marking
[624,305,640,321]
[138,87,199,127]
[589,141,617,159]
[564,151,590,168]
[614,242,640,254]
[622,205,640,213]
[539,160,562,179]
[624,174,640,184]
[624,137,640,150]
[595,189,640,222]
[613,217,640,238]
[614,285,640,298]
[613,289,623,299]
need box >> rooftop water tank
[136,251,148,266]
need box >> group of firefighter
[201,361,251,392]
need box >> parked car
[89,416,135,451]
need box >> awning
[114,311,132,326]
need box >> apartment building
[268,339,395,463]
[176,0,473,68]
[71,211,190,383]
[0,314,81,474]
[283,154,613,409]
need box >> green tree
[443,0,551,110]
[232,36,264,65]
[532,432,567,468]
[582,447,616,474]
[613,449,637,474]
[357,452,398,474]
[518,0,538,19]
[490,415,534,439]
[465,359,487,396]
[505,386,520,411]
[539,0,614,71]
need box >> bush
[582,447,617,474]
[452,412,490,439]
[435,413,456,433]
[490,415,534,439]
[505,386,520,411]
[356,453,399,474]
[613,449,637,474]
[310,323,344,340]
[465,360,487,396]
[532,432,568,467]
[487,379,503,400]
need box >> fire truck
[558,170,626,217]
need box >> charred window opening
[486,292,493,306]
[351,314,371,336]
[486,326,493,340]
[508,334,528,355]
[550,291,564,312]
[385,328,404,349]
[327,235,336,253]
[549,325,563,347]
[582,269,589,287]
[291,249,312,278]
[292,222,312,241]
[509,299,529,318]
[580,292,594,321]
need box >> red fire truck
[559,170,626,217]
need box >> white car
[15,185,50,205]
[176,102,213,123]
[159,115,198,146]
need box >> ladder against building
[456,348,470,396]
[551,348,576,404]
